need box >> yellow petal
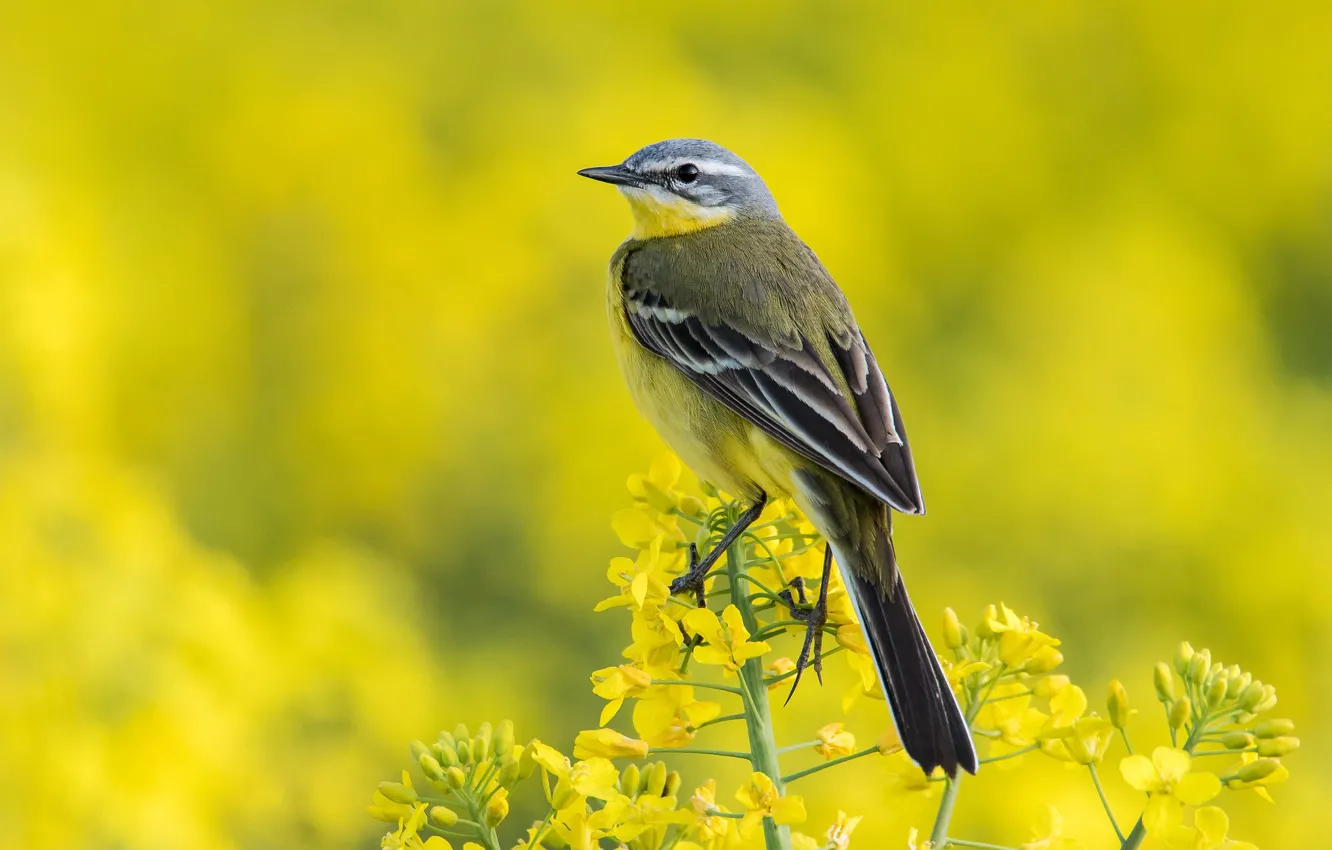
[1152,746,1191,783]
[719,604,751,643]
[1194,806,1229,844]
[1175,771,1222,805]
[1142,795,1181,836]
[599,697,623,726]
[770,795,807,826]
[683,608,723,643]
[1119,754,1157,791]
[650,453,681,489]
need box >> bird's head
[579,139,778,239]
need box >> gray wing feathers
[621,241,924,515]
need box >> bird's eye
[676,163,700,184]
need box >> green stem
[944,840,1016,850]
[727,504,791,850]
[1089,763,1125,843]
[654,747,752,760]
[650,679,743,696]
[930,779,962,847]
[692,712,746,732]
[979,743,1037,764]
[781,745,880,784]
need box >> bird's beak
[577,164,644,187]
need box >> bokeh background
[2,0,1329,847]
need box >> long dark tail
[843,563,977,777]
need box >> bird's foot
[669,543,710,607]
[783,547,835,705]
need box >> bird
[578,138,977,777]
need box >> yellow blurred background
[1,0,1328,847]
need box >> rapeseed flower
[683,604,771,673]
[1121,747,1221,835]
[735,772,807,836]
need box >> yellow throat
[621,185,735,239]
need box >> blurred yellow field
[1,2,1328,848]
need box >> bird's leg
[669,492,767,607]
[784,545,834,705]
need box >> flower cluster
[369,455,1300,850]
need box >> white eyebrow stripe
[634,157,750,178]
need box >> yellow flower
[814,722,858,760]
[632,684,722,748]
[368,770,418,823]
[627,453,684,513]
[974,682,1048,760]
[1036,686,1114,765]
[591,664,653,724]
[841,650,883,712]
[623,606,690,677]
[683,604,771,672]
[982,603,1061,670]
[1120,747,1221,836]
[574,728,650,760]
[378,800,455,850]
[597,536,684,613]
[1153,806,1257,850]
[882,750,945,797]
[825,810,864,849]
[735,772,806,837]
[1225,751,1290,802]
[765,656,796,691]
[1018,806,1082,849]
[1039,715,1114,765]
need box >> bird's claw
[669,542,709,607]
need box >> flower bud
[1232,671,1252,695]
[619,763,640,797]
[434,744,460,768]
[410,740,432,764]
[1169,697,1191,730]
[452,724,471,748]
[1154,663,1176,702]
[445,767,466,790]
[1026,646,1063,674]
[484,788,509,827]
[1237,681,1265,711]
[496,755,520,786]
[1257,736,1300,757]
[1186,649,1210,684]
[1220,731,1255,750]
[474,722,493,763]
[679,495,706,517]
[378,781,417,805]
[1237,758,1281,783]
[1205,673,1228,708]
[495,720,516,761]
[418,753,445,782]
[455,738,472,764]
[664,770,682,798]
[1033,674,1070,699]
[976,605,998,639]
[436,730,457,751]
[1174,641,1195,675]
[1107,680,1132,729]
[1224,665,1243,698]
[942,608,964,649]
[429,806,459,828]
[1253,685,1278,713]
[1254,718,1295,738]
[643,761,668,797]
